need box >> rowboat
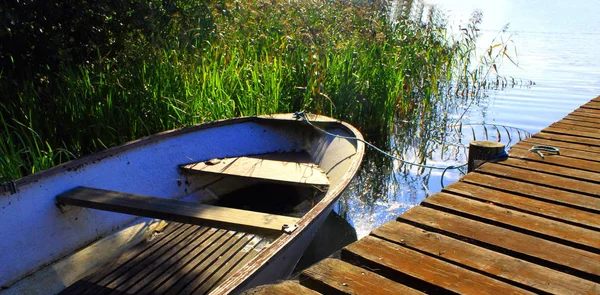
[0,113,364,295]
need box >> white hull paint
[0,114,364,294]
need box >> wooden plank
[581,102,600,110]
[559,117,600,128]
[576,107,600,114]
[60,223,189,295]
[114,227,222,294]
[178,233,255,294]
[194,236,267,294]
[300,258,425,295]
[443,182,600,231]
[57,187,300,235]
[163,231,245,295]
[205,237,267,293]
[533,131,600,148]
[422,193,600,252]
[243,281,321,295]
[78,224,197,295]
[573,108,600,118]
[181,155,330,188]
[516,138,600,161]
[552,121,600,133]
[499,152,600,180]
[94,226,215,294]
[476,162,600,198]
[460,172,600,213]
[543,126,600,140]
[566,113,600,124]
[341,236,534,295]
[397,206,600,280]
[371,221,599,294]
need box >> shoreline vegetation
[1,0,495,182]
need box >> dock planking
[243,95,600,295]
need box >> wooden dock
[249,96,600,295]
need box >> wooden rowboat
[0,113,364,295]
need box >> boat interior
[45,116,362,295]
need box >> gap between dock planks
[246,95,600,294]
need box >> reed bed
[0,0,484,181]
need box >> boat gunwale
[0,114,342,195]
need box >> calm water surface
[335,0,600,238]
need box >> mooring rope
[529,145,560,159]
[293,111,468,172]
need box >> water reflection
[335,92,531,238]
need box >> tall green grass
[0,0,484,182]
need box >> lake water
[334,0,600,238]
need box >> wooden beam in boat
[56,187,300,236]
[180,156,330,189]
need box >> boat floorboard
[244,95,600,294]
[59,223,270,295]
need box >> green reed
[0,0,484,181]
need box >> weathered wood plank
[543,126,600,140]
[161,231,240,295]
[581,102,600,110]
[533,131,600,148]
[476,162,600,198]
[397,206,600,280]
[566,113,600,124]
[341,236,534,295]
[57,187,300,235]
[107,226,218,293]
[120,227,223,294]
[78,224,199,295]
[181,155,330,188]
[300,258,425,295]
[422,193,600,252]
[195,236,267,294]
[60,223,188,295]
[498,153,600,180]
[443,181,600,231]
[573,108,600,118]
[243,281,321,295]
[178,233,254,294]
[460,173,600,213]
[516,138,600,161]
[552,122,600,133]
[371,221,600,294]
[559,117,600,128]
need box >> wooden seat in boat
[57,187,300,235]
[180,154,330,190]
[59,222,271,295]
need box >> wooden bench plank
[300,258,425,295]
[422,193,600,252]
[397,206,600,281]
[181,156,330,188]
[243,281,321,295]
[534,131,600,148]
[341,236,534,295]
[443,182,600,231]
[57,187,300,235]
[498,154,600,181]
[371,221,599,294]
[460,173,600,213]
[476,163,600,198]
